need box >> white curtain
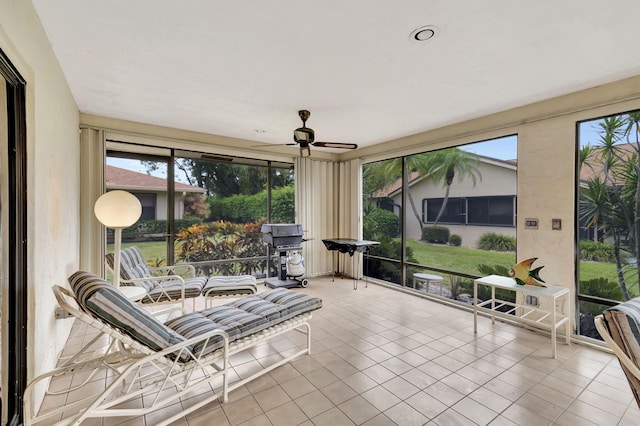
[295,156,362,277]
[79,127,105,275]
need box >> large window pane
[105,147,294,279]
[577,111,640,339]
[172,156,294,277]
[363,135,517,300]
[363,157,403,283]
[105,154,169,249]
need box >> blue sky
[459,135,517,160]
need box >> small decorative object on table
[509,257,546,287]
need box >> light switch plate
[552,218,562,230]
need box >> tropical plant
[421,148,481,226]
[175,220,266,276]
[579,113,640,300]
[477,232,515,251]
[363,206,400,238]
[579,240,616,262]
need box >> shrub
[367,235,418,284]
[477,232,515,251]
[579,240,615,262]
[422,226,450,243]
[207,185,294,223]
[364,208,400,238]
[448,234,462,246]
[175,220,266,276]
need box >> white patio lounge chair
[24,271,322,426]
[106,246,207,312]
[594,297,640,408]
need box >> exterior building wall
[390,160,517,247]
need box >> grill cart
[261,223,309,288]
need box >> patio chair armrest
[150,264,197,278]
[121,274,186,286]
[595,314,640,380]
[156,327,231,362]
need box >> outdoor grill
[261,223,307,289]
[261,223,303,250]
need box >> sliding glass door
[105,144,294,278]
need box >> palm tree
[363,148,481,234]
[423,148,481,226]
[364,154,432,234]
[580,113,640,300]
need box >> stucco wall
[0,0,79,416]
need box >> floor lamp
[94,190,142,288]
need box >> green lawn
[406,239,619,284]
[109,241,168,263]
[406,239,515,275]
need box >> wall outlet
[524,218,539,229]
[552,218,562,230]
[525,295,539,306]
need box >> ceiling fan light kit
[289,109,357,156]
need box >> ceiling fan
[289,110,357,156]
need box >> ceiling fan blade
[312,141,358,150]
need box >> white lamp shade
[94,190,142,229]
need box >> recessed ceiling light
[410,25,437,43]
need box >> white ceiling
[32,0,640,152]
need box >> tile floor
[38,276,639,425]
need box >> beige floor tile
[468,387,512,414]
[338,395,380,424]
[362,364,396,384]
[361,385,401,412]
[566,399,622,426]
[280,375,316,399]
[311,407,356,426]
[432,407,478,426]
[221,395,263,425]
[515,393,564,422]
[552,410,599,426]
[452,397,499,425]
[265,400,308,426]
[295,389,334,418]
[318,380,356,404]
[383,401,429,426]
[252,385,291,412]
[405,390,447,420]
[38,277,622,426]
[424,381,465,406]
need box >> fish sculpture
[508,257,546,287]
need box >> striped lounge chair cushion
[603,297,640,406]
[143,276,206,304]
[165,288,322,357]
[68,271,186,356]
[69,271,322,361]
[202,275,258,298]
[106,247,157,292]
